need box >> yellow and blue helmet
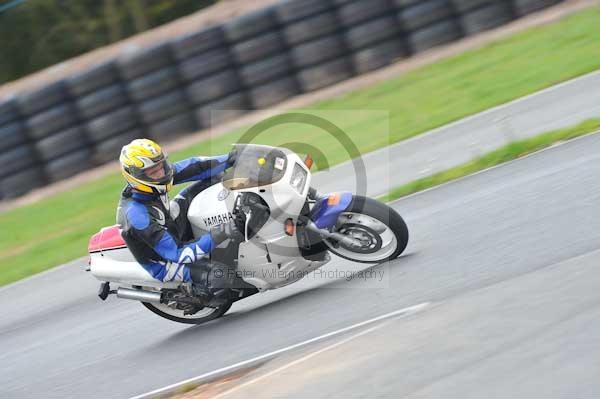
[119,138,173,195]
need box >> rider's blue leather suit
[116,155,230,282]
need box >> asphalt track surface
[2,129,600,398]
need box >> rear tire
[142,300,232,325]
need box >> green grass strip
[1,7,600,286]
[379,118,600,203]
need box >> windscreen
[222,144,288,190]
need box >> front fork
[303,189,362,248]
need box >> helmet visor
[130,158,174,185]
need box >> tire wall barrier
[0,0,564,199]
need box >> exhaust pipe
[117,287,162,303]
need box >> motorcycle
[86,144,409,324]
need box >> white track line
[213,321,391,399]
[393,129,600,203]
[130,302,430,399]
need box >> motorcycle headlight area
[290,163,308,195]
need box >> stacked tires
[228,7,294,110]
[0,97,45,199]
[336,0,407,73]
[280,0,352,92]
[68,61,135,165]
[173,26,244,129]
[20,81,90,185]
[453,0,514,35]
[396,0,462,53]
[0,0,564,200]
[512,0,563,16]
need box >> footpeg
[98,282,113,301]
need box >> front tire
[324,196,409,263]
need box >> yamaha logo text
[203,212,235,227]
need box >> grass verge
[2,7,600,286]
[379,118,600,203]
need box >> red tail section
[88,225,126,253]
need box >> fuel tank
[187,183,239,237]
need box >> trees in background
[0,0,217,84]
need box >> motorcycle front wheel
[324,195,409,263]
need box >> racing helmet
[119,138,174,195]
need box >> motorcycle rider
[116,138,240,297]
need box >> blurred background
[2,1,600,398]
[0,0,218,83]
[2,0,599,292]
[0,0,570,200]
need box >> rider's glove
[226,148,238,168]
[211,219,243,245]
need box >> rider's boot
[189,264,212,301]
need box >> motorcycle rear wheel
[142,300,232,325]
